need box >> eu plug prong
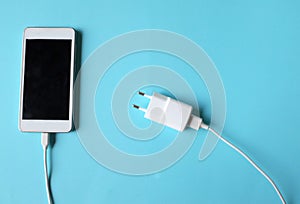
[138,91,152,99]
[132,104,146,112]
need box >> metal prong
[132,104,146,112]
[133,104,140,109]
[138,91,152,99]
[138,91,145,96]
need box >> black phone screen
[22,39,72,120]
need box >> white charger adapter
[133,91,208,131]
[133,91,286,204]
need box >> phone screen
[22,39,72,120]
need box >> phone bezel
[19,27,75,132]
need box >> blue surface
[0,0,299,203]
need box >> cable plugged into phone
[133,91,286,204]
[41,133,53,204]
[19,28,76,204]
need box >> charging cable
[41,133,53,204]
[133,91,286,204]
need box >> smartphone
[19,27,75,132]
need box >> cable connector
[133,91,208,131]
[41,132,50,149]
[41,133,53,204]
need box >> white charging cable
[133,91,286,204]
[41,133,53,204]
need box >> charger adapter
[133,91,286,204]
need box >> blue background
[0,0,299,203]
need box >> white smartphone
[19,27,76,132]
